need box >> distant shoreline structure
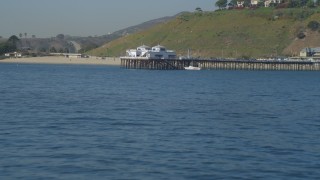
[0,56,121,66]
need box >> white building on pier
[126,45,176,59]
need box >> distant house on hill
[264,0,282,7]
[251,0,259,6]
[237,0,282,7]
[300,47,320,57]
[237,1,245,7]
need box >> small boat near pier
[184,66,201,70]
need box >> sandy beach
[0,56,121,66]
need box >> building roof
[137,45,150,49]
[312,47,320,52]
[152,45,166,49]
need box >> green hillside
[89,8,320,58]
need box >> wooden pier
[120,58,320,71]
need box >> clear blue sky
[0,0,217,38]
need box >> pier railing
[120,58,320,71]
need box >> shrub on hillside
[276,2,289,9]
[179,14,190,22]
[307,20,320,31]
[294,10,314,20]
[297,31,306,39]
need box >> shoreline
[0,56,121,66]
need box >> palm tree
[24,33,27,39]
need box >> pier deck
[120,58,320,71]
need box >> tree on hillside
[306,0,315,7]
[287,0,311,7]
[58,48,64,53]
[0,35,20,54]
[316,0,320,6]
[257,1,265,7]
[0,43,7,55]
[288,0,299,7]
[8,35,20,45]
[49,47,57,53]
[195,7,203,12]
[215,0,228,9]
[307,20,320,31]
[64,48,69,53]
[243,0,251,7]
[229,0,238,6]
[56,34,65,40]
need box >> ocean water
[0,63,320,179]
